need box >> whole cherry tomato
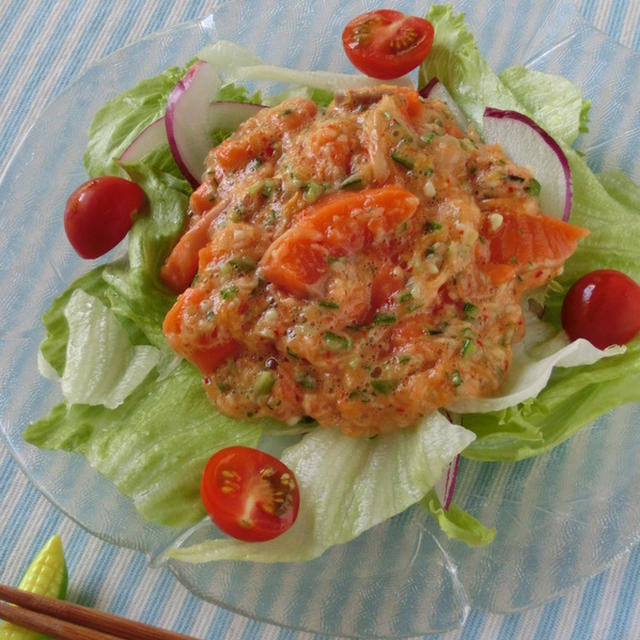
[201,446,300,542]
[64,175,146,259]
[342,10,434,80]
[561,269,640,349]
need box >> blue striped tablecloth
[1,2,639,639]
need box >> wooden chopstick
[0,583,201,640]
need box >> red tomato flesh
[201,446,300,542]
[342,10,434,80]
[561,269,640,349]
[64,176,146,259]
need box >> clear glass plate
[1,0,638,636]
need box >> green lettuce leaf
[24,360,262,528]
[216,82,263,104]
[422,492,495,547]
[83,66,185,178]
[499,66,590,145]
[167,411,476,563]
[419,5,522,132]
[597,168,640,212]
[120,163,190,284]
[39,266,114,376]
[463,335,640,461]
[60,290,161,409]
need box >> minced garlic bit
[423,180,436,198]
[488,213,504,231]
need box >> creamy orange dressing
[162,86,587,436]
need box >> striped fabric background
[1,1,639,639]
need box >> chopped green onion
[295,372,316,389]
[371,379,400,394]
[424,221,443,232]
[246,180,263,195]
[525,178,541,196]
[228,257,255,272]
[451,370,463,387]
[254,371,276,395]
[463,302,477,319]
[303,180,325,203]
[428,321,449,335]
[261,178,277,197]
[372,312,397,325]
[286,347,301,359]
[266,209,278,226]
[461,338,474,357]
[220,285,238,300]
[230,204,246,221]
[318,300,340,309]
[340,174,363,190]
[391,151,415,170]
[322,331,353,352]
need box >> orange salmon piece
[484,211,589,270]
[189,181,217,217]
[216,99,318,171]
[163,287,240,374]
[359,261,405,325]
[260,186,419,297]
[160,199,228,293]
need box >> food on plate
[0,535,67,638]
[161,85,588,437]
[64,176,146,259]
[342,10,434,79]
[561,269,640,349]
[22,4,640,561]
[200,446,300,541]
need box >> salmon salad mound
[161,85,588,437]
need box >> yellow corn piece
[0,534,68,640]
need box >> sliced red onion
[166,60,265,187]
[119,117,168,164]
[419,77,468,129]
[483,107,573,221]
[434,454,460,511]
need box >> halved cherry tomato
[561,269,640,349]
[342,10,434,80]
[64,176,146,259]
[201,446,300,542]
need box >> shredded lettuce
[449,309,625,414]
[168,412,475,563]
[422,492,495,547]
[60,290,161,409]
[197,39,413,93]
